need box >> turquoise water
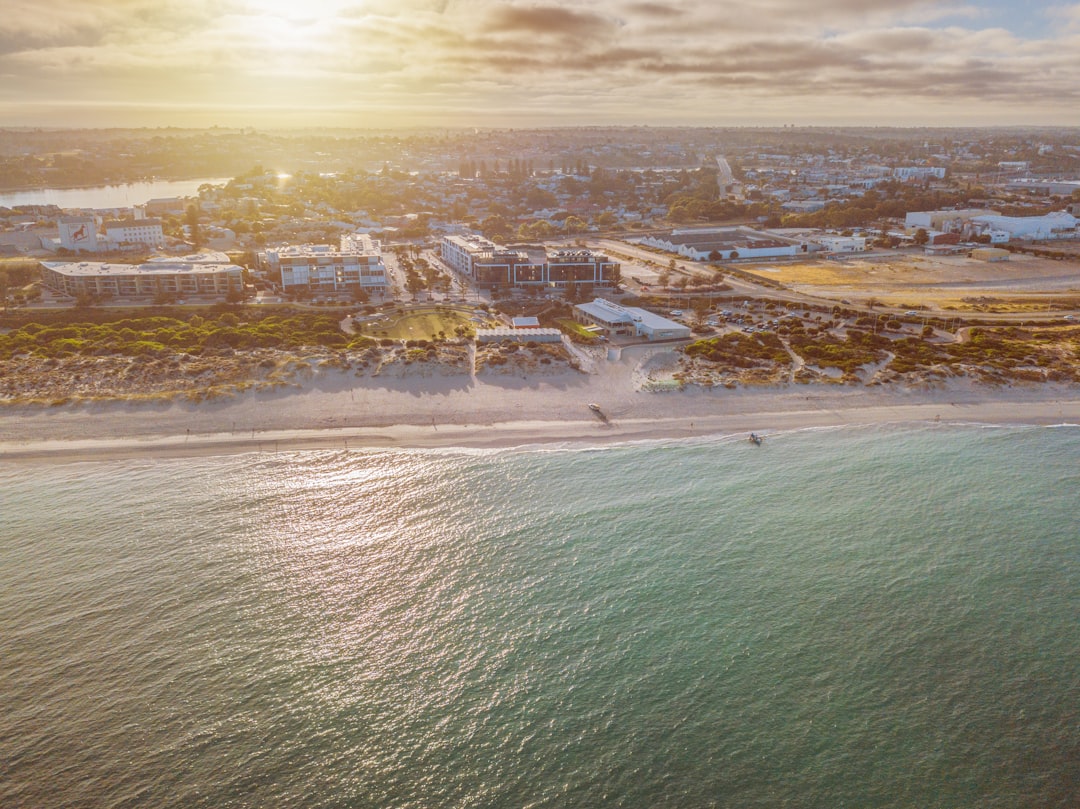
[2,425,1078,807]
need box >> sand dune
[2,343,1078,462]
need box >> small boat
[748,432,762,445]
[588,403,602,412]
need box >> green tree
[186,204,202,248]
[563,215,587,234]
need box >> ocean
[2,425,1077,808]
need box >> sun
[243,0,356,24]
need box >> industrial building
[637,227,809,261]
[969,212,1078,242]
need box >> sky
[1,0,1079,129]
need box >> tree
[913,228,930,245]
[564,215,587,234]
[186,204,202,248]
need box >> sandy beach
[2,343,1078,462]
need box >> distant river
[0,177,233,211]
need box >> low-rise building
[969,212,1078,242]
[970,247,1011,262]
[476,327,563,343]
[104,218,164,249]
[638,227,808,261]
[812,235,867,253]
[573,298,691,341]
[57,216,99,252]
[144,197,186,216]
[905,209,997,232]
[40,253,243,299]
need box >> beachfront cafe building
[573,298,691,341]
[40,254,243,299]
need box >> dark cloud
[623,2,685,17]
[487,6,613,37]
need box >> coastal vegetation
[679,324,1080,386]
[0,309,369,360]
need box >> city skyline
[1,0,1079,128]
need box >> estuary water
[1,425,1077,808]
[0,178,232,211]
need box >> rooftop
[42,257,241,277]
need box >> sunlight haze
[1,0,1078,127]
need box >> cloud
[487,5,614,37]
[622,2,686,17]
[1,0,1078,126]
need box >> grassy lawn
[359,307,483,340]
[556,318,600,342]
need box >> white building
[57,217,99,252]
[905,209,998,232]
[638,227,808,261]
[573,298,691,341]
[260,236,387,295]
[104,218,164,249]
[40,254,243,299]
[969,212,1079,242]
[893,166,947,181]
[476,327,563,343]
[812,235,867,253]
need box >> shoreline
[3,393,1078,463]
[4,341,1079,463]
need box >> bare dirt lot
[743,250,1080,312]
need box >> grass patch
[357,307,476,341]
[556,318,599,343]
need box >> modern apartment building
[259,235,387,294]
[439,234,618,288]
[40,254,243,298]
